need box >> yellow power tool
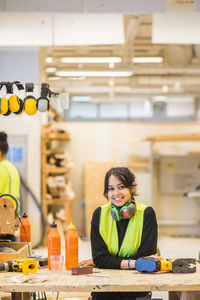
[135,256,196,273]
[0,258,39,275]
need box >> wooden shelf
[45,166,72,174]
[144,133,200,142]
[41,124,74,243]
[43,150,65,155]
[44,196,73,204]
[47,133,70,140]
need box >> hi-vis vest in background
[99,202,146,257]
[0,160,20,209]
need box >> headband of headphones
[0,193,18,214]
[110,201,136,221]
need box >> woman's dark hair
[103,167,137,199]
[0,132,8,155]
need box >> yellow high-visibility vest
[99,202,147,257]
[0,160,20,210]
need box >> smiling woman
[81,166,160,300]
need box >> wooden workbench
[0,265,200,300]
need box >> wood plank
[45,166,72,174]
[47,133,70,141]
[144,133,200,142]
[128,161,149,168]
[84,162,116,237]
[0,266,200,293]
[44,197,73,204]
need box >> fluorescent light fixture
[162,85,168,93]
[152,96,167,102]
[56,70,133,77]
[46,67,56,73]
[48,76,61,80]
[109,62,115,69]
[69,77,86,80]
[133,57,163,63]
[71,96,91,102]
[60,57,122,63]
[46,57,53,63]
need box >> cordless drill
[135,256,196,273]
[0,258,39,275]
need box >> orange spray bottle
[48,221,61,270]
[65,222,78,270]
[20,212,31,242]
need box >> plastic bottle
[48,221,61,270]
[20,212,31,242]
[65,222,78,270]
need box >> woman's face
[107,175,132,207]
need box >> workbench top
[0,265,200,293]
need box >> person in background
[80,167,160,300]
[0,131,20,213]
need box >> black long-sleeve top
[91,205,158,269]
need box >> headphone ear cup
[37,97,50,112]
[9,95,21,113]
[24,96,37,115]
[110,205,120,221]
[3,109,12,116]
[120,202,136,219]
[14,98,24,115]
[0,97,11,115]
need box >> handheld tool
[0,258,39,275]
[135,256,196,273]
[135,256,161,273]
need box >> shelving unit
[41,123,75,240]
[143,133,200,231]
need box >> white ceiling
[0,0,200,100]
[0,13,124,46]
[0,0,165,13]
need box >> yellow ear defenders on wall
[24,82,37,115]
[9,82,25,115]
[0,83,12,116]
[0,193,19,214]
[37,83,50,112]
[0,97,10,115]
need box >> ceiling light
[46,57,53,63]
[132,57,163,63]
[60,57,122,63]
[46,67,56,73]
[174,82,181,90]
[56,70,133,77]
[71,96,91,102]
[152,96,167,102]
[69,77,86,80]
[162,85,169,93]
[108,79,115,87]
[109,62,115,69]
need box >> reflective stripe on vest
[99,202,147,257]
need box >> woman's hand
[78,259,96,267]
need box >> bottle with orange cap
[20,212,31,242]
[48,221,61,270]
[65,222,78,270]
